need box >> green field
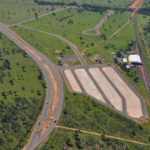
[0,0,61,24]
[11,27,80,66]
[56,11,130,39]
[0,32,45,149]
[138,14,150,54]
[142,0,150,7]
[135,15,150,78]
[57,79,150,144]
[37,129,150,150]
[56,10,108,34]
[41,0,133,8]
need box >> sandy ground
[75,69,106,103]
[54,50,61,53]
[89,68,122,111]
[103,67,143,118]
[64,70,82,93]
[128,0,141,8]
[39,119,52,136]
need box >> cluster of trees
[120,63,139,82]
[0,33,46,149]
[39,128,150,150]
[60,92,150,144]
[138,8,150,16]
[143,21,150,34]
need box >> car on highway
[36,130,39,133]
[54,119,57,123]
[46,101,48,104]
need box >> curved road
[9,6,77,27]
[82,10,113,35]
[18,25,86,66]
[0,22,64,150]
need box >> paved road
[0,21,64,150]
[82,10,113,35]
[18,25,86,66]
[61,65,147,120]
[9,6,76,27]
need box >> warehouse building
[129,55,142,65]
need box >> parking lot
[62,66,147,119]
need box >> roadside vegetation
[37,128,150,150]
[0,32,46,149]
[35,0,133,8]
[11,27,80,66]
[135,15,150,78]
[58,81,150,144]
[0,0,61,24]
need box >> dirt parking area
[103,67,143,118]
[56,54,78,62]
[64,70,82,93]
[75,69,106,103]
[89,68,122,111]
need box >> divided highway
[0,22,64,150]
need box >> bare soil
[39,119,52,136]
[128,0,141,8]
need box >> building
[126,65,131,69]
[129,55,142,65]
[123,58,127,63]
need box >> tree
[114,57,118,63]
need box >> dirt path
[108,19,130,39]
[57,126,150,145]
[128,0,141,8]
[81,45,97,56]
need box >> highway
[0,21,64,150]
[82,10,114,35]
[0,3,149,149]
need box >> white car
[36,130,39,133]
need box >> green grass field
[135,15,150,77]
[0,0,61,24]
[0,32,45,149]
[138,14,150,54]
[37,129,150,150]
[142,0,150,7]
[56,10,108,34]
[57,79,150,144]
[11,27,80,66]
[42,0,133,8]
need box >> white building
[123,58,127,63]
[129,55,142,65]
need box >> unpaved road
[57,126,150,146]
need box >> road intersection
[0,4,149,149]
